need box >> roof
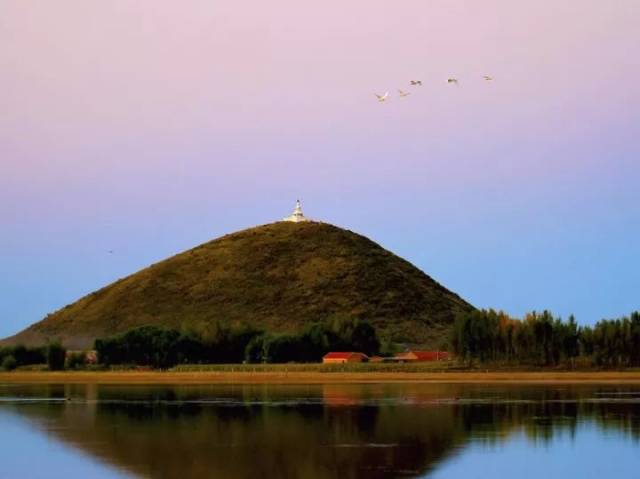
[323,352,368,360]
[395,351,449,360]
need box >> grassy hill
[2,222,473,349]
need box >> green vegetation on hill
[4,222,473,349]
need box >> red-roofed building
[394,351,450,362]
[322,352,369,364]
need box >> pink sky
[1,1,639,336]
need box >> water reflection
[0,383,639,478]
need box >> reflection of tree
[2,384,640,479]
[456,385,640,446]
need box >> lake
[0,382,638,478]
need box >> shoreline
[2,371,640,385]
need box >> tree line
[0,343,66,371]
[450,309,640,367]
[6,309,639,371]
[95,317,381,368]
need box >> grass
[171,362,460,373]
[3,365,640,385]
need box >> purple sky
[1,1,639,337]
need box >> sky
[1,1,639,337]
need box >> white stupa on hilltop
[282,199,311,223]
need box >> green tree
[65,352,86,370]
[47,342,66,371]
[245,334,269,363]
[328,317,380,356]
[1,355,17,371]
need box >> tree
[47,342,66,371]
[1,355,17,371]
[245,334,269,363]
[328,317,380,356]
[65,352,87,370]
[262,335,303,363]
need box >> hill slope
[3,222,473,349]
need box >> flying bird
[447,78,459,85]
[410,80,422,86]
[483,75,493,81]
[375,92,389,102]
[398,89,410,97]
[108,250,114,254]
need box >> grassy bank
[2,366,640,385]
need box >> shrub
[245,334,269,363]
[379,339,402,357]
[0,345,46,368]
[1,355,17,371]
[65,352,87,370]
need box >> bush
[46,342,66,371]
[1,355,17,371]
[379,339,402,357]
[65,352,87,370]
[245,334,269,363]
[0,345,46,369]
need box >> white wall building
[282,200,311,223]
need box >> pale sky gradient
[1,1,639,337]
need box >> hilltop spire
[282,199,311,223]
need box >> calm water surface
[0,383,639,478]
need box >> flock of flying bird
[103,76,494,255]
[375,76,494,102]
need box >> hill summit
[4,221,473,349]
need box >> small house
[322,352,368,364]
[394,351,450,362]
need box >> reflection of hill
[3,384,640,479]
[3,384,468,479]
